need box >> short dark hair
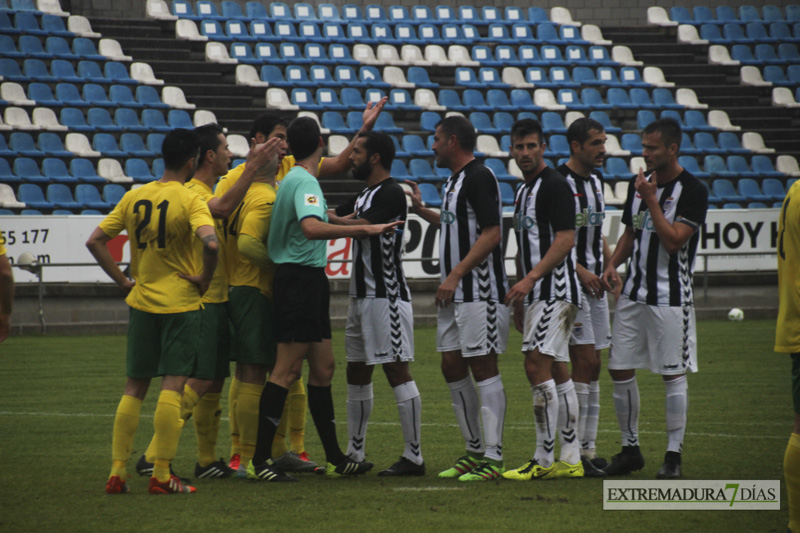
[436,115,477,153]
[358,131,395,171]
[566,117,605,149]
[162,128,199,172]
[194,123,224,167]
[287,116,320,161]
[249,113,289,141]
[643,117,682,152]
[510,118,545,145]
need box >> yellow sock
[228,376,241,458]
[151,389,183,482]
[786,433,800,533]
[236,382,263,466]
[194,392,221,468]
[109,395,142,478]
[180,384,200,422]
[288,379,307,454]
[272,398,290,458]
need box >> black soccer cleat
[326,457,374,477]
[378,457,426,477]
[135,454,191,483]
[656,451,682,479]
[195,459,235,479]
[581,456,607,478]
[603,447,645,476]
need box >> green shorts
[192,302,232,380]
[228,286,276,367]
[126,307,201,379]
[792,353,800,414]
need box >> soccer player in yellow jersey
[776,179,800,533]
[87,129,219,495]
[0,225,13,343]
[135,124,281,479]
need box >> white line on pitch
[0,412,787,440]
[392,487,465,492]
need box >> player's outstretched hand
[634,167,657,203]
[179,272,210,296]
[365,220,403,237]
[362,96,388,132]
[404,180,423,211]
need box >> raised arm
[404,180,441,227]
[300,216,402,240]
[319,98,388,177]
[634,169,697,254]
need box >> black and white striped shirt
[513,166,581,306]
[620,170,708,307]
[557,164,606,277]
[336,179,410,301]
[440,159,508,303]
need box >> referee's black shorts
[273,263,332,343]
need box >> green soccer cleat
[325,457,374,478]
[246,459,298,482]
[502,459,557,481]
[552,460,585,479]
[457,460,504,482]
[437,454,482,478]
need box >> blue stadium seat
[196,0,224,19]
[69,159,104,183]
[755,44,782,64]
[418,23,446,44]
[321,111,353,134]
[139,108,169,132]
[402,135,433,157]
[308,65,336,87]
[388,4,412,24]
[0,137,13,158]
[167,109,194,129]
[28,82,61,106]
[278,43,308,65]
[680,133,700,155]
[345,111,365,131]
[22,58,55,82]
[483,89,514,111]
[509,89,541,111]
[621,134,643,155]
[504,6,526,23]
[739,5,761,23]
[146,133,166,154]
[762,178,787,201]
[694,132,725,154]
[420,111,441,132]
[679,156,710,179]
[103,184,126,206]
[700,24,726,43]
[0,158,18,183]
[583,111,619,135]
[731,44,758,64]
[318,4,342,22]
[653,88,683,109]
[461,89,492,112]
[484,158,515,182]
[726,155,757,177]
[357,66,388,87]
[341,4,366,23]
[339,87,364,110]
[108,85,142,109]
[716,6,738,24]
[0,35,24,58]
[136,86,168,108]
[389,160,411,182]
[540,45,569,66]
[550,67,579,88]
[200,19,228,41]
[84,84,114,107]
[607,88,636,109]
[92,133,126,157]
[747,22,777,43]
[670,6,693,24]
[541,112,567,134]
[455,67,481,87]
[718,132,749,155]
[629,88,657,109]
[692,6,716,24]
[705,155,735,177]
[486,24,515,44]
[285,65,313,87]
[221,0,246,19]
[588,45,616,65]
[493,112,514,133]
[364,4,388,23]
[712,179,745,202]
[770,22,795,41]
[18,35,51,59]
[10,133,44,157]
[125,159,157,183]
[18,184,53,209]
[556,88,586,109]
[763,5,785,22]
[418,183,442,207]
[346,23,372,43]
[292,2,315,21]
[14,157,47,182]
[42,158,76,184]
[72,37,104,60]
[37,133,70,157]
[406,67,437,88]
[751,155,784,177]
[77,60,107,83]
[322,23,347,43]
[499,182,515,205]
[373,113,403,134]
[525,67,552,87]
[605,157,631,179]
[779,44,800,63]
[86,107,120,132]
[0,58,25,81]
[53,83,84,106]
[459,6,483,26]
[50,60,82,83]
[547,135,571,158]
[723,23,751,43]
[47,184,82,210]
[171,0,198,19]
[387,89,418,111]
[684,110,716,132]
[408,159,439,181]
[738,178,772,202]
[470,112,499,134]
[637,110,658,130]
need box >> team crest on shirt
[663,196,675,212]
[305,194,319,206]
[573,322,583,338]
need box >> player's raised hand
[404,180,423,211]
[634,167,657,202]
[362,97,388,132]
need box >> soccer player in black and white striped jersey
[501,119,584,482]
[556,118,614,477]
[405,116,510,482]
[601,118,708,479]
[333,132,424,477]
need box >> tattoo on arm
[201,234,219,255]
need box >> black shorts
[274,263,331,343]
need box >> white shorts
[569,293,611,349]
[345,298,414,365]
[608,295,698,375]
[437,301,510,357]
[521,300,578,362]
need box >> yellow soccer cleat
[502,459,556,481]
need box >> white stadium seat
[98,159,133,183]
[581,24,611,45]
[65,133,100,157]
[401,45,430,66]
[678,24,707,44]
[265,88,298,110]
[383,66,413,88]
[147,0,177,20]
[502,67,534,88]
[740,66,771,86]
[131,63,164,85]
[67,15,101,37]
[647,6,677,26]
[611,45,643,66]
[206,42,235,63]
[707,110,741,131]
[534,89,565,110]
[551,7,581,26]
[708,45,740,66]
[675,88,708,109]
[414,89,445,111]
[0,184,26,208]
[235,65,267,87]
[1,82,35,106]
[177,19,207,41]
[327,135,349,157]
[99,39,132,61]
[162,86,195,110]
[643,66,675,87]
[777,156,800,177]
[4,107,38,130]
[772,87,800,108]
[741,132,775,154]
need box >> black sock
[252,382,289,466]
[307,384,346,465]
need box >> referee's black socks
[252,382,288,466]
[308,384,347,466]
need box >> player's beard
[352,159,371,182]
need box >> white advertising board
[0,208,780,283]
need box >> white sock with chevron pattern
[477,374,506,463]
[394,381,423,465]
[448,376,484,456]
[612,377,640,448]
[556,379,581,465]
[532,379,558,468]
[346,383,373,462]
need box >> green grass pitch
[0,319,792,532]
